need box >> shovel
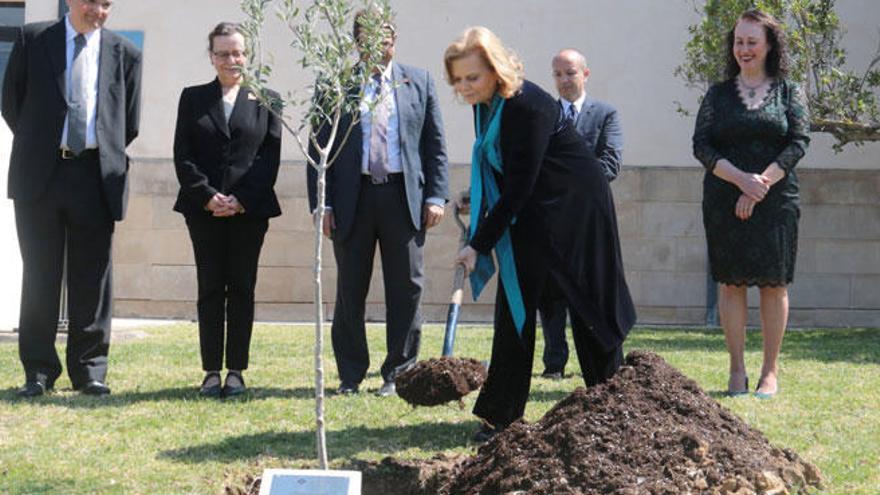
[441,196,469,357]
[395,194,487,407]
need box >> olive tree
[676,0,880,149]
[238,0,392,468]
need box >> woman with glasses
[173,22,282,398]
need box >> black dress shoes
[472,423,502,443]
[199,371,222,398]
[17,380,51,398]
[376,381,396,397]
[77,380,111,396]
[336,382,359,395]
[222,371,246,398]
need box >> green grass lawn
[0,324,877,494]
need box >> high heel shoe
[726,375,749,398]
[754,378,778,399]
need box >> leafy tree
[238,0,392,468]
[676,0,880,149]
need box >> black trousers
[14,151,114,388]
[185,213,268,371]
[331,179,424,385]
[537,291,569,374]
[473,227,624,429]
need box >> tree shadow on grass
[626,327,880,365]
[0,386,330,408]
[158,421,480,464]
[0,477,79,494]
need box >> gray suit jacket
[307,62,449,241]
[569,95,623,181]
[2,19,143,221]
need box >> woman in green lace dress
[692,9,809,398]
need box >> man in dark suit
[307,13,449,397]
[2,0,142,397]
[538,48,623,380]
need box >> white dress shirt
[222,86,240,123]
[61,16,101,150]
[322,62,443,213]
[560,92,586,119]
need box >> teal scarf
[468,95,526,335]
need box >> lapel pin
[247,93,258,100]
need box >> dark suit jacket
[173,79,282,218]
[470,80,635,352]
[569,95,623,181]
[2,19,142,221]
[306,62,449,241]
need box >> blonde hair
[443,26,524,98]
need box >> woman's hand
[712,159,769,202]
[206,193,237,217]
[737,172,770,202]
[226,195,245,214]
[735,194,757,220]
[455,245,478,273]
[761,162,786,186]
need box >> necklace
[738,76,765,98]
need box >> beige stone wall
[20,0,880,327]
[114,161,880,328]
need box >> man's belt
[59,148,99,160]
[361,172,403,185]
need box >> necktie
[67,34,87,154]
[368,74,391,182]
[567,104,578,124]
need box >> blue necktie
[67,34,87,154]
[567,104,578,124]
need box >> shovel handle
[442,197,470,357]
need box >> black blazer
[469,80,635,352]
[306,62,449,241]
[173,79,282,218]
[2,19,142,221]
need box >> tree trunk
[313,158,329,470]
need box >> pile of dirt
[441,351,823,494]
[395,357,487,407]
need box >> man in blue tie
[538,48,623,380]
[307,11,449,397]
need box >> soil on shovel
[441,350,824,494]
[395,357,487,407]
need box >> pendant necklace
[739,76,764,99]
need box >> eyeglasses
[212,50,247,60]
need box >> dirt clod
[395,357,487,407]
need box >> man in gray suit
[2,0,142,396]
[307,12,449,397]
[538,48,623,379]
